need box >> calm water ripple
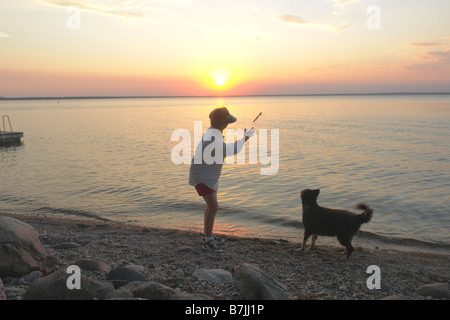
[1,95,449,249]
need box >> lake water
[1,95,449,250]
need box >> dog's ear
[314,189,320,198]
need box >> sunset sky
[1,0,449,97]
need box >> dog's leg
[310,234,317,250]
[337,235,354,258]
[300,231,312,251]
[345,245,354,258]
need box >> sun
[210,69,231,89]
[214,77,227,87]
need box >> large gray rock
[415,283,450,299]
[0,216,59,277]
[172,292,215,300]
[104,289,133,300]
[19,270,42,284]
[131,282,176,300]
[193,268,233,284]
[24,268,110,300]
[106,266,147,289]
[233,263,294,300]
[0,278,6,300]
[74,259,111,273]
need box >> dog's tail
[355,203,373,224]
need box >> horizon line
[1,92,450,101]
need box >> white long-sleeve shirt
[189,127,246,191]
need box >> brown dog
[300,189,373,258]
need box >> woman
[189,107,255,251]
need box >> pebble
[193,269,233,284]
[19,271,42,284]
[5,287,26,299]
[176,246,194,254]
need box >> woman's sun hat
[209,106,237,127]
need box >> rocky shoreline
[1,213,449,300]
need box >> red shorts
[195,183,216,197]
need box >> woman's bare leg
[202,192,218,238]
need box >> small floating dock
[1,115,23,145]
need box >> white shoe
[202,238,223,252]
[201,233,225,245]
